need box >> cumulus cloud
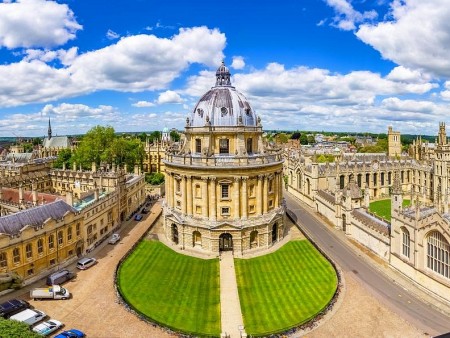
[325,0,377,31]
[132,101,155,107]
[41,103,120,123]
[0,0,82,49]
[356,0,450,78]
[0,26,225,107]
[157,90,184,104]
[231,56,245,70]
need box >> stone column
[210,177,217,220]
[170,174,175,208]
[32,182,38,206]
[18,184,24,206]
[234,177,240,219]
[202,177,209,217]
[257,175,263,214]
[186,175,193,216]
[263,175,268,214]
[242,177,248,219]
[166,172,171,208]
[274,172,279,207]
[182,175,187,214]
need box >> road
[285,192,450,336]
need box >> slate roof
[5,153,33,163]
[43,136,70,148]
[0,200,77,235]
[1,188,59,205]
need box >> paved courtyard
[0,200,431,337]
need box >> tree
[53,148,73,169]
[145,172,165,185]
[148,131,161,143]
[72,125,116,168]
[32,137,42,146]
[0,318,41,338]
[170,130,180,142]
[275,133,289,144]
[22,143,33,153]
[299,134,308,145]
[307,135,315,144]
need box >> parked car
[134,214,143,221]
[46,269,75,286]
[30,285,70,300]
[9,308,46,326]
[32,319,63,336]
[76,257,97,270]
[141,207,149,214]
[54,329,85,338]
[108,233,120,244]
[0,299,30,318]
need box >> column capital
[209,176,217,181]
[201,176,209,181]
[241,176,249,182]
[234,177,241,183]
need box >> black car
[142,207,149,214]
[0,299,30,318]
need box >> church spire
[48,117,52,140]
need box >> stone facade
[284,123,450,304]
[163,62,285,256]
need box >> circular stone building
[163,62,285,256]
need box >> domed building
[163,62,285,256]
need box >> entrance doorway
[171,224,179,244]
[219,233,233,251]
[272,223,278,243]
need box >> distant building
[388,126,402,157]
[39,118,72,158]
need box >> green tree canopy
[53,148,73,169]
[145,172,165,185]
[275,133,289,144]
[0,317,41,338]
[170,130,180,142]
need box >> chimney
[32,182,38,206]
[124,164,128,173]
[66,190,73,206]
[94,188,99,201]
[62,162,66,171]
[134,165,139,175]
[73,162,77,171]
[92,162,97,172]
[18,184,24,205]
[112,163,116,172]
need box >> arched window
[13,248,20,264]
[250,230,258,249]
[37,239,44,254]
[427,232,449,279]
[58,231,64,246]
[48,234,55,249]
[0,252,7,268]
[26,243,33,259]
[67,227,72,242]
[401,227,410,258]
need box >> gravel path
[1,200,431,338]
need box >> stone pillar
[66,190,73,206]
[94,188,99,201]
[92,162,97,172]
[274,173,279,207]
[186,176,193,216]
[242,177,248,219]
[62,162,66,171]
[182,175,187,214]
[263,175,268,214]
[32,182,38,206]
[134,165,139,175]
[18,184,24,205]
[165,172,171,208]
[210,177,217,220]
[234,177,240,219]
[202,177,209,217]
[73,162,77,171]
[257,175,263,214]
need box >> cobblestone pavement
[0,201,435,338]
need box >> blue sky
[0,0,449,136]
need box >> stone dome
[188,61,257,127]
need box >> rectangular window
[58,231,63,246]
[27,269,34,276]
[196,139,202,153]
[50,259,56,266]
[247,138,253,153]
[221,184,229,199]
[76,223,81,236]
[269,179,274,193]
[219,139,229,154]
[249,205,255,213]
[13,248,20,264]
[48,235,55,249]
[68,227,72,241]
[176,180,181,193]
[37,239,43,254]
[0,253,7,268]
[221,207,230,215]
[196,205,202,214]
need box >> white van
[9,308,46,326]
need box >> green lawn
[235,240,337,336]
[117,240,221,337]
[369,198,410,221]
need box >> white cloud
[0,0,82,49]
[42,103,120,123]
[157,90,184,104]
[356,0,450,78]
[106,29,120,40]
[325,0,377,31]
[231,56,245,70]
[132,101,155,107]
[0,26,225,108]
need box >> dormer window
[219,139,229,154]
[196,139,202,153]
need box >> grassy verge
[369,198,410,221]
[235,240,337,336]
[117,240,221,337]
